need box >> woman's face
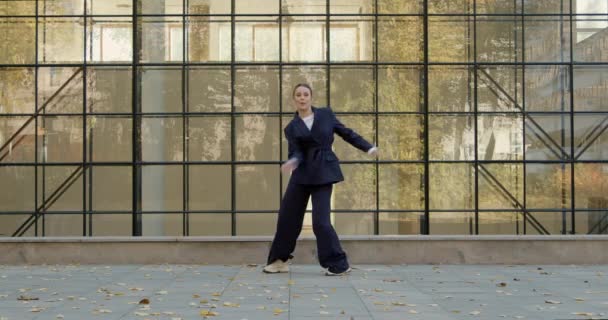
[293,86,312,112]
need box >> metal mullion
[41,0,47,236]
[278,0,284,219]
[373,0,379,235]
[326,0,330,104]
[132,0,142,236]
[33,0,39,237]
[83,2,89,237]
[569,0,575,234]
[230,0,236,236]
[422,0,429,235]
[182,0,188,236]
[473,0,479,235]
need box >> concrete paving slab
[1,264,608,320]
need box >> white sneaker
[263,260,289,273]
[325,267,352,276]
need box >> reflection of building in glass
[0,0,607,237]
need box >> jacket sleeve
[285,126,304,164]
[329,107,374,152]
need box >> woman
[263,83,378,276]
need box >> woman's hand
[367,146,378,157]
[281,158,299,175]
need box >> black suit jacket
[285,106,373,185]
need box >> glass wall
[0,0,607,236]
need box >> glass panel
[574,115,608,160]
[282,16,327,62]
[189,165,231,210]
[91,166,132,211]
[479,212,524,235]
[525,66,570,112]
[429,16,473,63]
[525,114,571,161]
[476,17,522,63]
[524,16,571,63]
[236,0,279,14]
[142,212,182,236]
[379,115,424,161]
[332,115,375,161]
[39,18,85,64]
[235,16,279,62]
[87,17,133,63]
[379,164,424,210]
[235,165,279,211]
[141,117,183,162]
[141,67,182,113]
[0,68,34,114]
[334,212,374,235]
[234,67,280,112]
[45,214,82,236]
[329,17,373,62]
[188,116,231,161]
[87,67,132,114]
[281,66,327,111]
[575,164,608,210]
[429,163,475,210]
[429,212,474,235]
[88,0,132,15]
[187,16,231,62]
[188,0,231,15]
[0,215,35,237]
[0,18,35,64]
[140,0,183,14]
[379,212,424,235]
[92,214,131,236]
[236,213,277,236]
[429,115,474,161]
[0,1,35,15]
[0,117,36,163]
[39,0,85,15]
[576,211,608,235]
[330,0,372,14]
[378,0,422,14]
[281,0,327,14]
[429,0,472,14]
[576,1,608,14]
[428,66,472,112]
[39,165,84,211]
[477,114,523,161]
[524,1,570,14]
[378,66,422,113]
[329,67,374,112]
[574,66,608,111]
[574,15,608,62]
[87,116,132,162]
[476,0,521,14]
[142,165,183,212]
[188,67,231,112]
[235,115,280,161]
[140,17,183,63]
[525,211,570,235]
[0,166,34,211]
[189,213,231,236]
[38,67,84,114]
[478,163,524,210]
[38,116,83,163]
[526,164,571,209]
[477,66,523,112]
[378,16,423,62]
[333,164,376,210]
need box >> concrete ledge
[1,235,607,265]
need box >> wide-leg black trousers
[266,178,349,272]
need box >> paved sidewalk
[0,264,607,320]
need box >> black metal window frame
[0,0,607,236]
